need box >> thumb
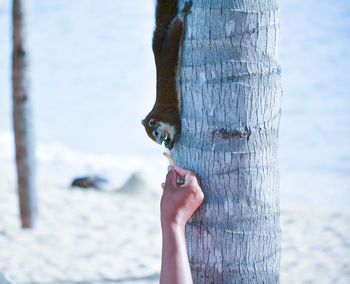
[165,167,177,188]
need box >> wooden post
[11,0,37,228]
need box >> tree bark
[12,0,37,228]
[173,0,281,282]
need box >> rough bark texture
[12,0,37,228]
[172,0,281,282]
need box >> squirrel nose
[141,119,145,126]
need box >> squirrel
[142,0,192,150]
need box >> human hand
[160,165,204,229]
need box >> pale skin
[160,165,204,284]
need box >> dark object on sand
[71,176,108,190]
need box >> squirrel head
[141,117,176,150]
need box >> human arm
[160,165,204,284]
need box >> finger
[174,166,200,187]
[174,165,192,177]
[165,168,177,188]
[183,174,200,188]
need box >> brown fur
[142,0,191,150]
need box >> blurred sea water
[0,0,349,208]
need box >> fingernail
[168,166,173,172]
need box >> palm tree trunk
[173,0,281,282]
[12,0,37,228]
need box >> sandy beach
[280,206,350,284]
[0,173,162,284]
